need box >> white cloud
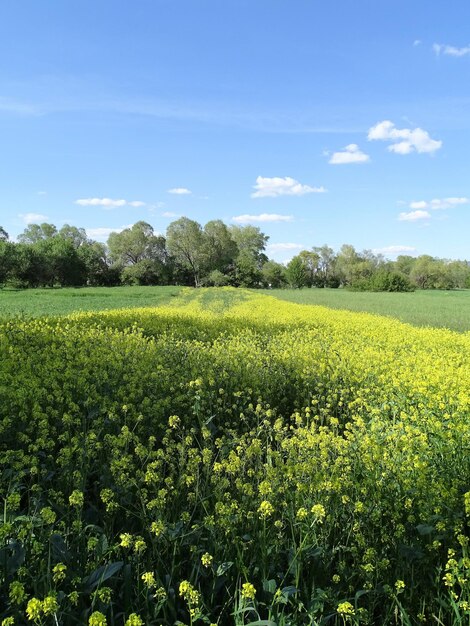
[373,245,417,256]
[398,210,431,222]
[232,213,293,224]
[409,200,428,210]
[368,120,442,154]
[75,198,147,209]
[161,211,180,218]
[433,43,470,57]
[85,224,133,242]
[76,197,127,208]
[328,143,370,164]
[413,39,422,47]
[167,187,192,195]
[251,176,326,198]
[37,191,47,196]
[20,212,48,224]
[267,242,304,252]
[410,197,468,210]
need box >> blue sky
[1,0,470,262]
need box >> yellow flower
[42,596,58,616]
[88,611,107,626]
[258,500,274,519]
[69,490,84,507]
[311,503,326,521]
[337,601,355,616]
[241,582,256,600]
[296,507,308,520]
[26,598,42,622]
[150,520,165,537]
[124,615,144,626]
[9,581,26,605]
[141,572,156,588]
[201,552,213,567]
[52,563,67,583]
[119,533,133,548]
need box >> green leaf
[263,579,277,594]
[216,561,233,576]
[82,561,123,591]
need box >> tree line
[0,219,469,291]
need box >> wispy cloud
[413,39,422,47]
[85,224,133,241]
[232,213,293,224]
[19,212,48,224]
[161,211,180,218]
[251,176,326,198]
[37,191,47,196]
[368,120,442,154]
[75,198,146,209]
[267,242,304,252]
[328,144,370,164]
[167,187,192,195]
[433,43,470,57]
[0,97,40,116]
[373,245,417,255]
[409,197,468,210]
[398,210,431,222]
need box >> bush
[350,270,414,292]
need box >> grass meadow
[1,287,469,625]
[0,286,184,319]
[263,287,470,333]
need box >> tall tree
[286,255,307,288]
[229,225,269,287]
[59,224,89,248]
[298,250,320,287]
[0,226,8,242]
[312,245,337,287]
[108,221,167,265]
[203,220,238,274]
[17,222,57,244]
[0,241,14,285]
[166,217,207,287]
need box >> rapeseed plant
[0,289,469,624]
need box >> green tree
[286,255,307,288]
[229,225,269,287]
[77,241,111,286]
[0,241,14,285]
[0,226,8,241]
[59,224,89,248]
[261,260,287,288]
[35,237,87,286]
[298,250,320,287]
[410,255,440,289]
[203,220,238,275]
[166,217,207,287]
[9,244,44,287]
[312,245,337,287]
[17,222,57,244]
[108,221,166,266]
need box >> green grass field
[0,285,184,318]
[1,285,469,332]
[263,287,470,332]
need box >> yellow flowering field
[1,288,469,625]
